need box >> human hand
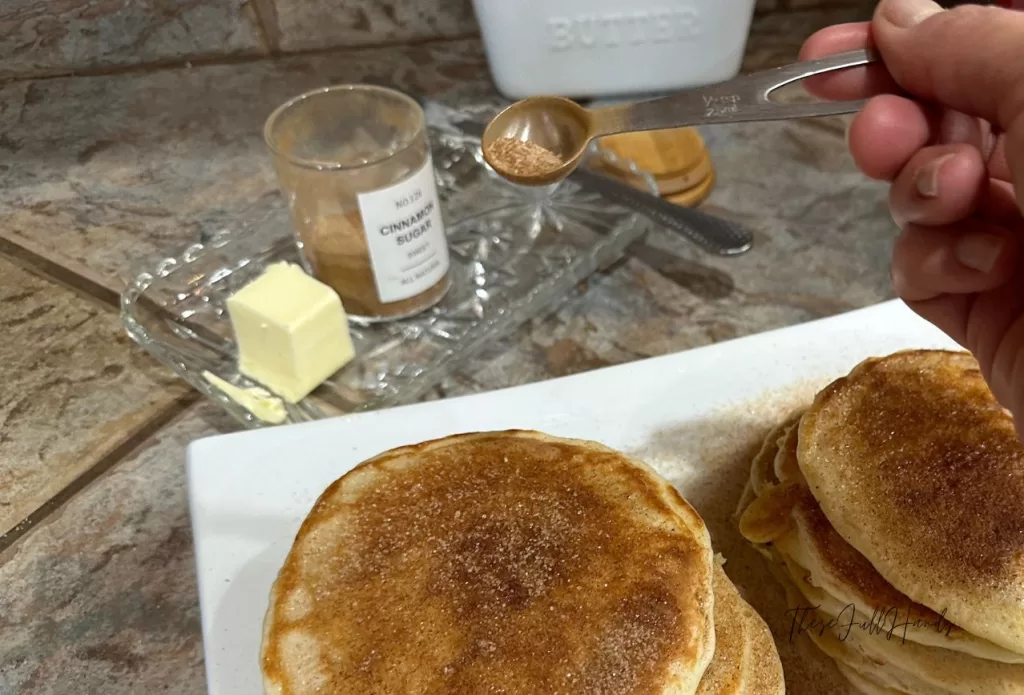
[800,0,1024,434]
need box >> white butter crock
[471,0,757,99]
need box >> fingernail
[914,154,955,199]
[955,233,1005,273]
[881,0,942,28]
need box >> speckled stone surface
[741,3,873,71]
[0,255,191,539]
[0,0,266,81]
[0,403,236,695]
[0,0,869,81]
[271,0,477,52]
[0,39,491,289]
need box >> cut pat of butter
[202,371,287,424]
[226,262,354,403]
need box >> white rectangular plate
[188,299,959,694]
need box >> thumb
[872,0,1024,202]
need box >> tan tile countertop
[0,6,890,693]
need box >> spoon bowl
[481,96,594,186]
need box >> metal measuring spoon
[482,49,877,186]
[360,77,754,255]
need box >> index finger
[799,23,902,101]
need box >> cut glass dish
[121,102,653,427]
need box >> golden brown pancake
[740,395,1024,663]
[697,564,785,695]
[735,480,756,523]
[778,470,1024,661]
[765,418,1023,660]
[779,548,1024,694]
[840,618,1024,695]
[739,370,1024,695]
[737,582,786,695]
[261,430,716,695]
[772,423,805,486]
[749,412,802,497]
[834,662,907,695]
[798,350,1024,654]
[739,414,809,547]
[771,559,946,695]
[697,565,749,695]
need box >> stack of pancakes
[738,350,1024,694]
[261,430,784,694]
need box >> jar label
[357,157,450,304]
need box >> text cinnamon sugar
[302,211,450,320]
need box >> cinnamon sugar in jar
[264,85,451,322]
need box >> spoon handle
[592,49,877,136]
[569,168,752,256]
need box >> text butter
[226,262,355,403]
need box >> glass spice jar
[264,85,451,322]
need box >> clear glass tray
[121,102,653,428]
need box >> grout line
[0,237,203,557]
[0,233,242,349]
[0,32,482,87]
[0,234,122,309]
[0,394,199,557]
[247,0,282,54]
